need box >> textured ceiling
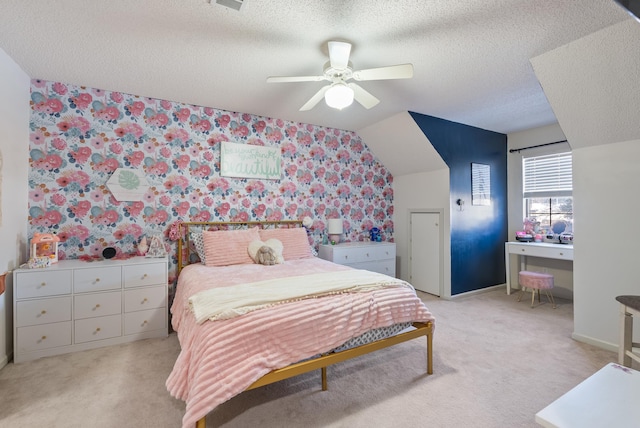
[0,0,631,134]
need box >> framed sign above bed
[220,141,281,180]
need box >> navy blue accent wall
[409,112,507,295]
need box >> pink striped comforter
[166,257,434,428]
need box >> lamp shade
[324,83,354,110]
[327,218,343,234]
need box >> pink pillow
[203,227,260,266]
[259,227,312,260]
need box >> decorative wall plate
[106,168,150,202]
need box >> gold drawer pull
[142,274,148,279]
[41,335,47,340]
[94,304,101,310]
[40,310,47,315]
[40,282,46,286]
[95,278,100,282]
[142,320,148,326]
[142,298,148,304]
[94,327,101,334]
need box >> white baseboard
[571,332,618,353]
[0,354,8,370]
[444,284,505,300]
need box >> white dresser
[318,241,396,277]
[13,256,168,363]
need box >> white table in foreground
[535,363,640,428]
[504,241,573,295]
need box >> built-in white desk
[505,241,573,295]
[535,363,640,428]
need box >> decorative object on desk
[515,230,533,242]
[102,247,116,259]
[146,234,167,258]
[471,162,491,206]
[327,218,343,245]
[137,235,149,256]
[523,217,538,235]
[369,227,381,242]
[559,232,573,244]
[31,233,60,263]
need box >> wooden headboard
[176,220,303,274]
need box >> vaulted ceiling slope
[532,19,640,150]
[0,1,632,135]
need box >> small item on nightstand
[27,257,51,269]
[102,247,116,259]
[31,233,60,263]
[146,234,167,257]
[137,235,149,256]
[369,227,380,242]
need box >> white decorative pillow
[190,232,206,264]
[248,239,284,265]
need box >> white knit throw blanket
[189,269,413,323]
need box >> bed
[166,220,435,428]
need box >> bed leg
[196,416,206,428]
[321,366,328,391]
[426,332,433,375]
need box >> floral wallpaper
[28,79,394,282]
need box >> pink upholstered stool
[517,271,556,308]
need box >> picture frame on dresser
[13,256,168,363]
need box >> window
[523,152,573,234]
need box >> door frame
[408,209,444,297]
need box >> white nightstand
[318,241,396,277]
[13,256,168,363]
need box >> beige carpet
[0,289,617,428]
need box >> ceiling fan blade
[299,85,330,111]
[267,75,325,83]
[348,83,380,109]
[352,63,414,81]
[328,41,351,70]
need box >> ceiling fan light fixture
[324,83,354,110]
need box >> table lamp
[327,219,343,244]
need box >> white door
[409,212,441,296]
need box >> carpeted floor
[0,288,617,428]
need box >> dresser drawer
[17,321,72,352]
[74,266,121,293]
[123,263,166,288]
[511,243,573,260]
[75,314,122,343]
[124,285,166,313]
[124,309,166,335]
[15,270,71,299]
[349,259,396,276]
[367,245,396,261]
[74,291,122,320]
[331,247,368,264]
[16,296,71,327]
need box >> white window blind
[523,152,572,198]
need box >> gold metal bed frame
[174,221,434,428]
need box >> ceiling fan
[266,41,414,111]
